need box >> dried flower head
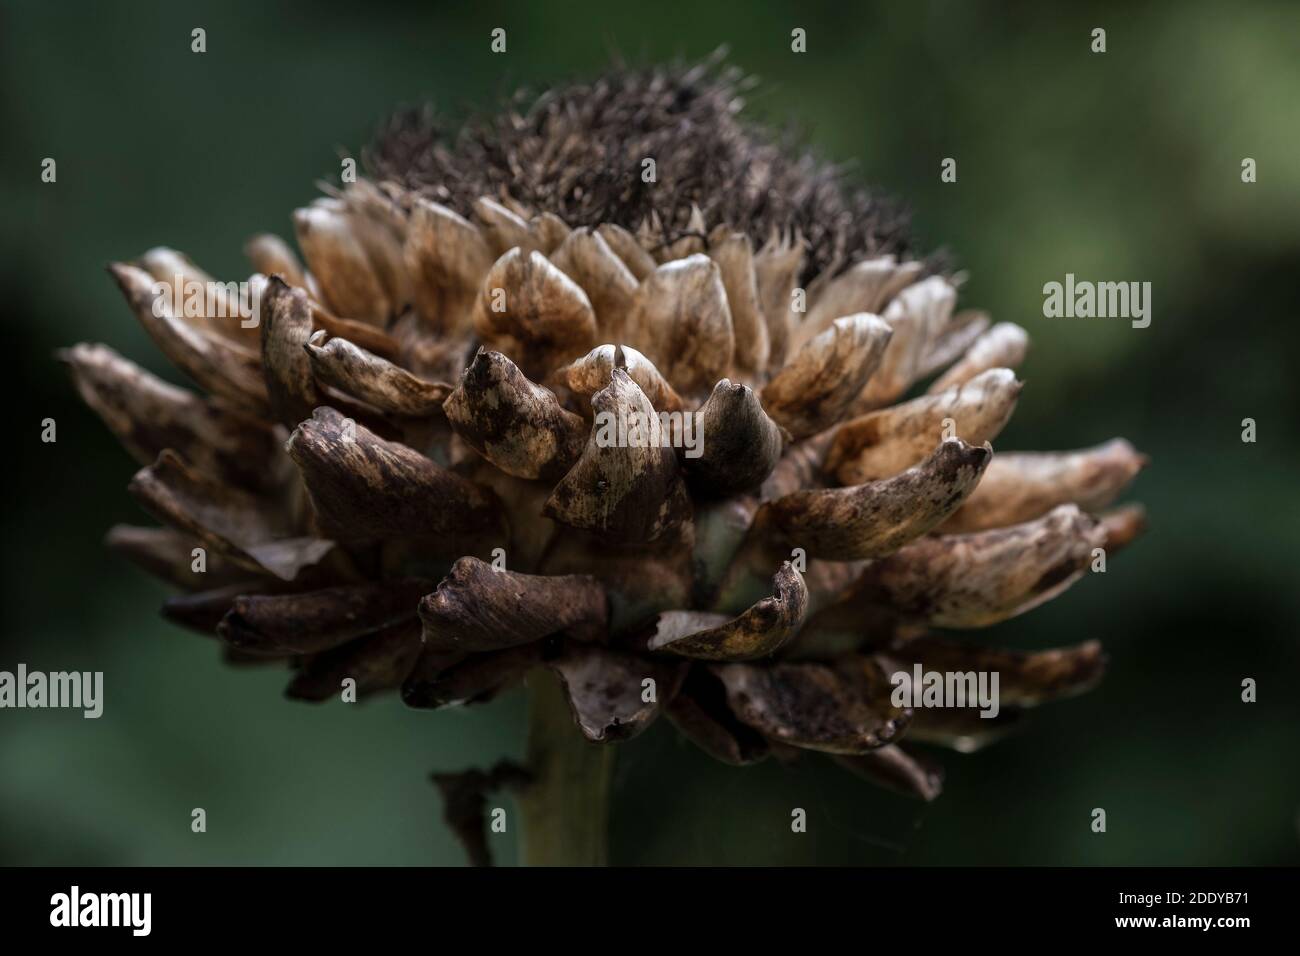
[62,57,1145,863]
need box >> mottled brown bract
[889,636,1107,707]
[685,379,785,497]
[547,228,638,342]
[60,343,279,492]
[244,233,307,288]
[650,562,807,661]
[129,450,334,581]
[550,644,686,743]
[260,276,321,427]
[471,248,597,380]
[287,618,426,702]
[108,262,270,415]
[624,254,734,395]
[105,524,245,592]
[832,745,944,801]
[550,344,683,415]
[762,313,892,439]
[793,256,921,355]
[940,439,1146,533]
[827,367,1022,485]
[419,556,607,652]
[443,349,587,481]
[927,321,1029,393]
[544,369,692,544]
[304,330,451,417]
[848,504,1106,628]
[762,438,992,560]
[286,407,501,542]
[218,579,432,654]
[713,655,911,754]
[294,201,391,325]
[404,198,494,336]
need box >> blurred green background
[2,0,1298,865]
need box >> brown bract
[419,556,607,652]
[443,349,587,481]
[543,369,691,544]
[650,561,808,661]
[286,407,501,542]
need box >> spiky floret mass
[63,58,1146,826]
[366,55,923,286]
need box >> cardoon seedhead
[61,56,1146,861]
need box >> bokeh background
[2,0,1298,865]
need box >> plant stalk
[517,672,615,866]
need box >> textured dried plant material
[624,254,734,395]
[287,618,425,702]
[473,196,542,256]
[664,667,771,765]
[791,256,923,356]
[533,211,572,253]
[550,344,683,414]
[105,524,244,592]
[338,183,415,313]
[594,223,656,281]
[136,247,253,345]
[905,707,1023,753]
[108,263,270,415]
[761,438,992,560]
[544,369,691,544]
[129,450,334,581]
[217,578,431,654]
[286,407,501,542]
[164,583,281,637]
[1099,503,1147,553]
[260,277,320,426]
[832,745,944,801]
[761,313,893,439]
[471,248,598,380]
[753,230,804,370]
[404,198,494,335]
[827,367,1022,485]
[940,438,1146,533]
[540,523,696,633]
[710,231,770,378]
[547,228,638,342]
[245,233,307,288]
[713,655,911,754]
[848,504,1106,628]
[658,204,709,261]
[649,562,808,660]
[304,330,451,417]
[927,322,1029,394]
[404,646,521,709]
[685,379,785,497]
[443,349,587,481]
[419,556,607,652]
[915,309,991,381]
[853,275,958,410]
[551,645,686,742]
[293,201,391,325]
[59,344,278,492]
[891,636,1106,707]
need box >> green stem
[518,672,615,866]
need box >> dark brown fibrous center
[365,56,933,285]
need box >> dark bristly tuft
[365,54,929,284]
